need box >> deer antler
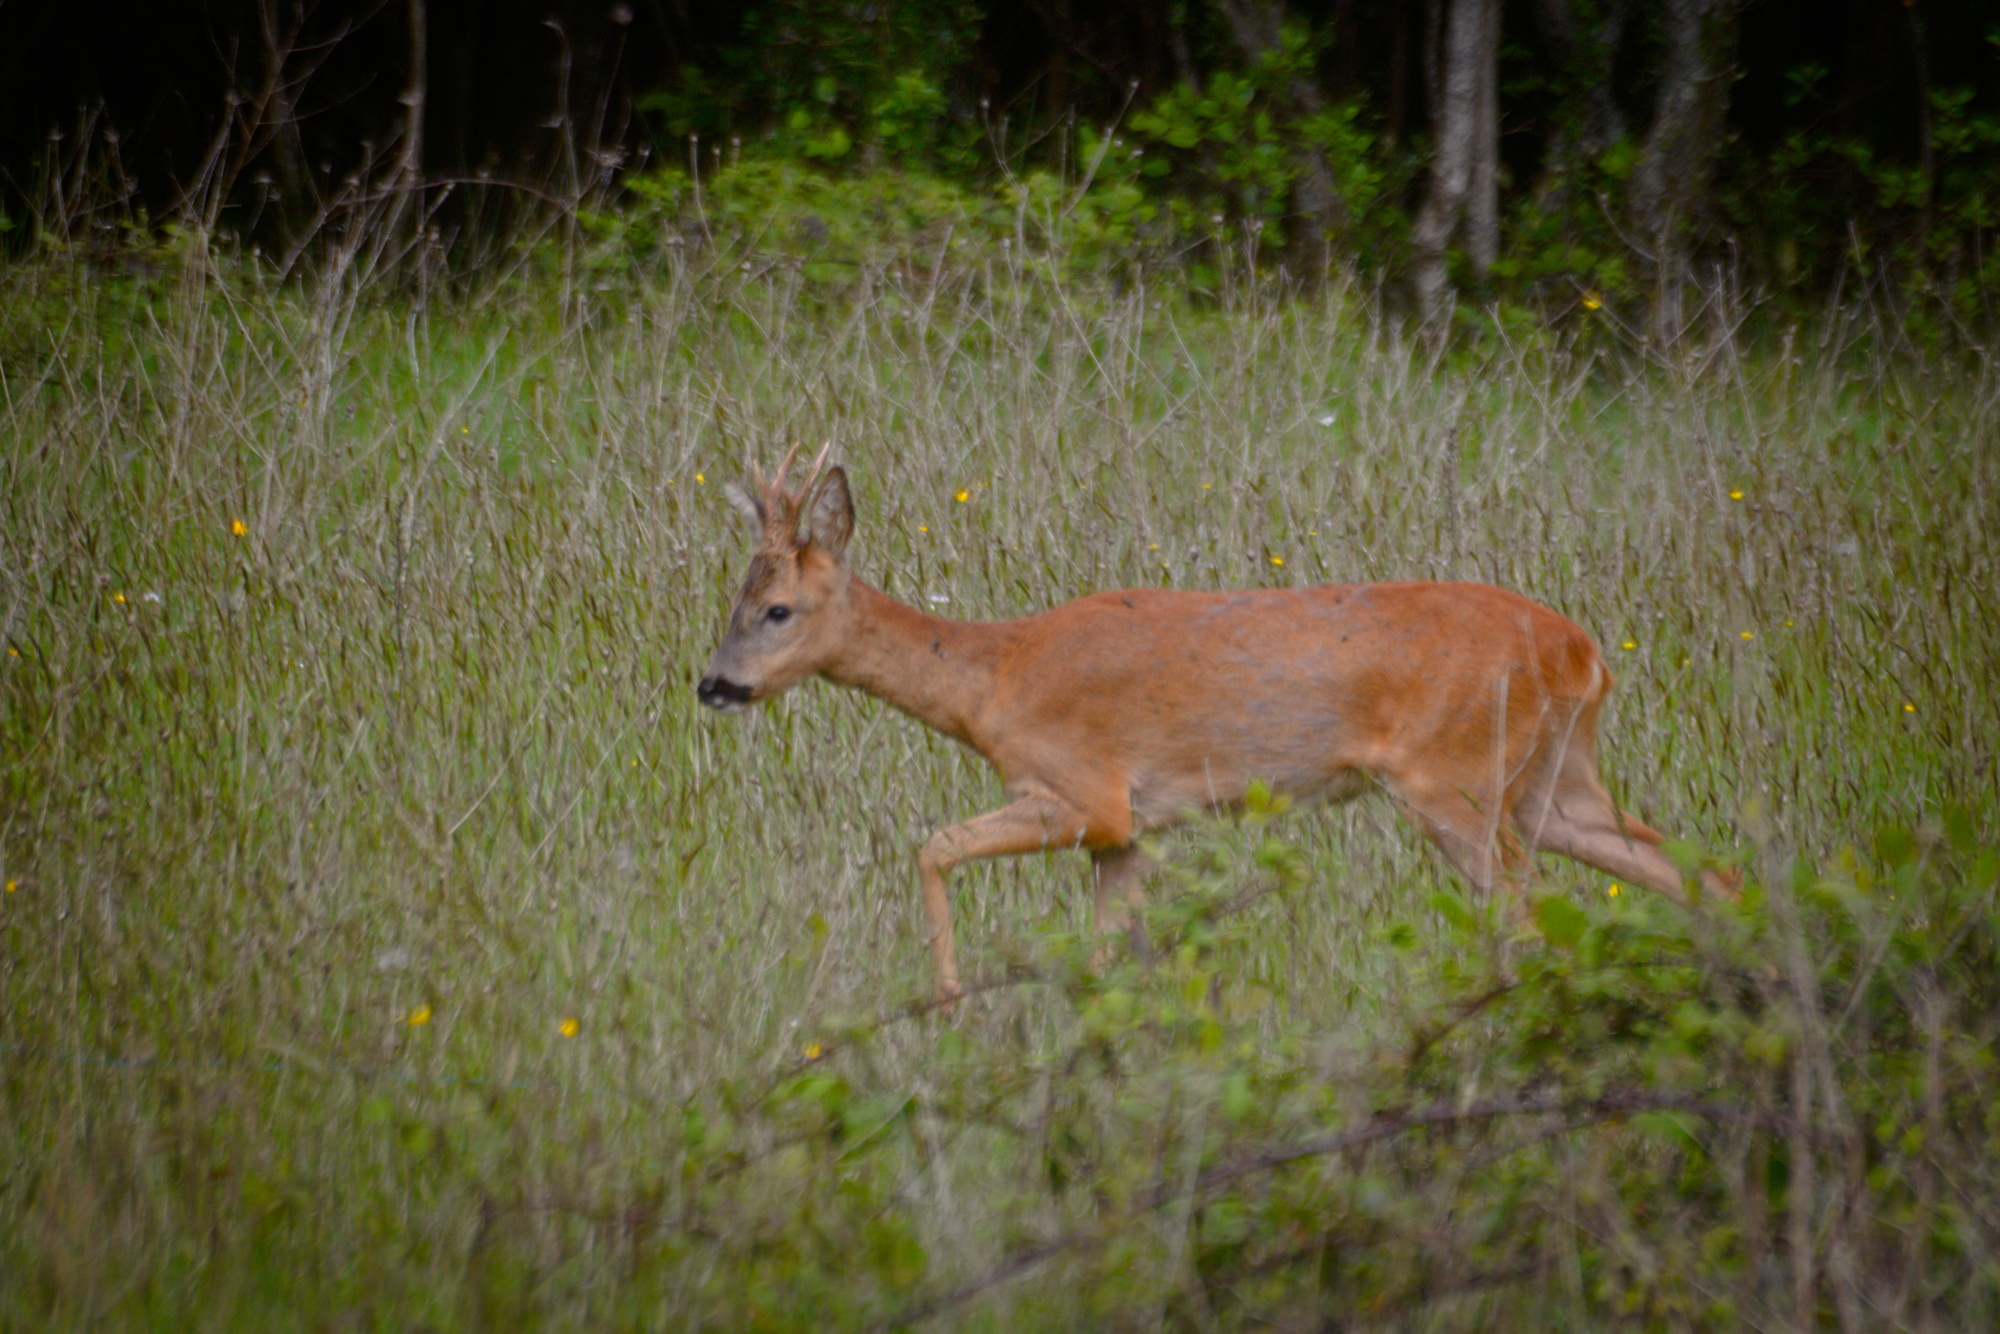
[765,442,805,498]
[746,443,803,546]
[798,440,834,498]
[736,443,835,549]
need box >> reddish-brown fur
[698,448,1728,1004]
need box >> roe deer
[698,447,1731,1005]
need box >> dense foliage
[672,805,2000,1327]
[6,1,1999,321]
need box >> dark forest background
[8,8,2000,1328]
[4,0,1998,322]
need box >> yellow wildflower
[5,879,16,893]
[695,472,705,484]
[406,1003,432,1027]
[559,1017,579,1038]
[112,591,126,604]
[1903,702,1916,714]
[1740,631,1753,641]
[1270,555,1285,567]
[231,519,248,536]
[804,1042,823,1060]
[1607,883,1621,897]
[1729,489,1744,501]
[1581,291,1603,311]
[954,488,970,503]
[918,525,929,533]
[1621,638,1637,650]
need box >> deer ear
[808,467,853,558]
[723,481,765,530]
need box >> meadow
[3,228,1998,1329]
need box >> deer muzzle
[697,674,754,712]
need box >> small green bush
[664,811,1999,1327]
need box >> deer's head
[697,445,855,714]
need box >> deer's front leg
[917,795,1092,1007]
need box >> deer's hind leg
[1091,844,1155,971]
[1511,734,1692,901]
[1384,768,1535,912]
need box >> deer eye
[765,605,792,624]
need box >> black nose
[697,675,753,708]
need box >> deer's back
[970,581,1607,835]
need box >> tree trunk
[1213,0,1347,271]
[1627,0,1739,337]
[381,0,425,233]
[1465,0,1498,277]
[1411,0,1500,327]
[1035,0,1075,118]
[1385,2,1412,144]
[1526,0,1632,214]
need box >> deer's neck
[822,578,1005,745]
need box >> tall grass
[2,228,1997,1328]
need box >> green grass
[2,235,1997,1328]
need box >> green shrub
[662,811,2000,1327]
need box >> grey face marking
[732,554,781,622]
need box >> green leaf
[803,126,852,161]
[1536,895,1588,949]
[1875,823,1918,867]
[681,1104,708,1153]
[1630,1110,1704,1155]
[1430,890,1477,936]
[1220,1071,1257,1121]
[865,1217,927,1289]
[1943,805,1979,855]
[398,1121,435,1157]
